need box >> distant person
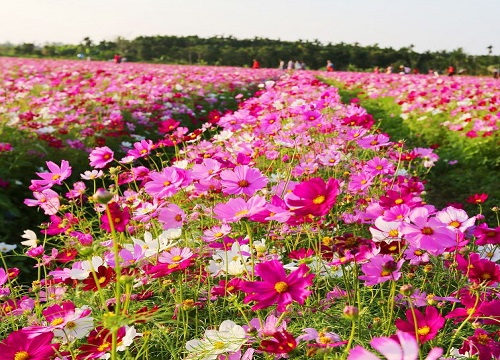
[447,65,455,76]
[294,60,302,70]
[252,59,260,69]
[386,66,393,74]
[494,69,499,79]
[326,60,334,72]
[278,59,285,70]
[287,60,294,70]
[114,53,122,64]
[373,66,380,74]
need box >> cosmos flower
[88,146,114,168]
[241,259,314,312]
[395,306,445,344]
[285,177,340,217]
[220,164,268,196]
[348,330,443,360]
[0,330,59,360]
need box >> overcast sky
[1,0,498,55]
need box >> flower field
[1,59,500,359]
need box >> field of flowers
[1,59,500,359]
[321,71,500,218]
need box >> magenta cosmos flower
[0,330,59,360]
[220,164,268,196]
[88,146,114,169]
[395,306,445,344]
[348,330,443,360]
[285,177,340,217]
[213,195,267,222]
[241,259,315,312]
[359,254,404,286]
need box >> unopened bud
[400,284,414,296]
[93,188,113,204]
[343,305,359,320]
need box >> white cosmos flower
[0,242,16,253]
[185,320,247,360]
[21,230,38,248]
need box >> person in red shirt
[447,65,455,76]
[252,59,260,69]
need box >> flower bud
[343,305,359,320]
[400,284,414,296]
[92,188,113,204]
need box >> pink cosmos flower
[400,207,457,255]
[220,165,268,196]
[474,223,500,245]
[296,327,345,348]
[359,254,404,286]
[33,160,72,189]
[0,330,59,360]
[24,189,60,215]
[144,167,190,198]
[285,177,340,217]
[158,203,186,229]
[435,206,476,232]
[348,330,443,360]
[88,146,114,168]
[240,259,315,312]
[395,306,445,344]
[213,195,267,222]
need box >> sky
[1,0,499,56]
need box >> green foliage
[2,36,500,74]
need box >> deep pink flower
[220,164,268,196]
[88,146,114,168]
[474,223,500,245]
[466,193,488,204]
[240,259,314,312]
[100,202,130,233]
[285,177,340,217]
[459,328,500,360]
[395,306,445,344]
[258,330,297,354]
[0,330,59,360]
[359,254,404,286]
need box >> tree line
[1,35,499,75]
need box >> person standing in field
[447,65,455,76]
[252,59,260,69]
[326,60,334,72]
[287,60,294,70]
[114,54,122,64]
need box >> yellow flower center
[388,229,399,237]
[417,326,430,336]
[98,276,107,284]
[477,333,489,345]
[449,220,461,228]
[213,341,226,350]
[312,195,326,205]
[52,174,61,181]
[163,181,171,186]
[171,255,182,262]
[235,209,249,217]
[14,351,30,360]
[394,198,404,205]
[97,342,111,352]
[274,281,289,293]
[50,317,64,326]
